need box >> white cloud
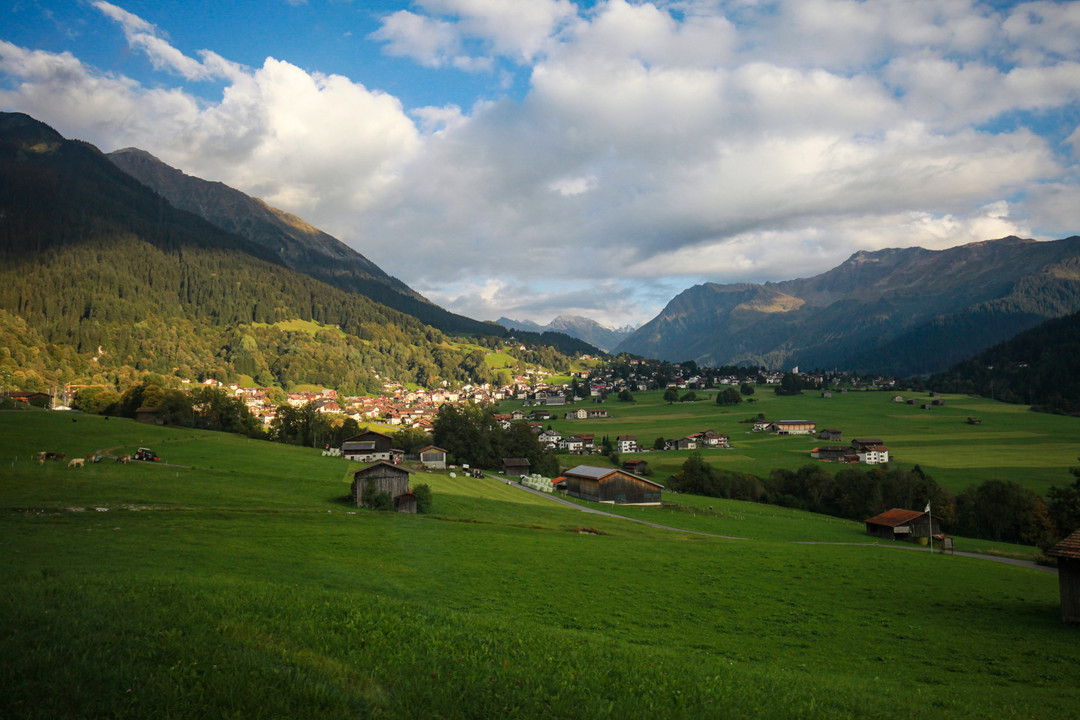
[3,0,1079,327]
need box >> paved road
[496,474,1057,574]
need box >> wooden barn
[341,430,393,462]
[503,457,531,477]
[351,461,415,512]
[865,508,940,540]
[563,465,663,505]
[1047,529,1080,624]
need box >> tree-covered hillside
[929,309,1080,415]
[0,112,583,393]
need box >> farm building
[771,420,816,435]
[503,457,531,477]
[810,445,855,463]
[418,445,447,470]
[622,459,649,475]
[351,461,415,513]
[563,465,663,505]
[819,429,843,442]
[341,430,393,462]
[1046,529,1080,624]
[865,508,940,540]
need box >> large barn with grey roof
[563,465,663,505]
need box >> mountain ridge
[106,147,501,338]
[497,314,634,352]
[616,236,1080,375]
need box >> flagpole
[926,502,933,553]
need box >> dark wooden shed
[563,465,663,505]
[1047,529,1080,624]
[865,508,940,540]
[351,461,414,512]
[503,457,531,477]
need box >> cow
[116,455,131,464]
[67,458,85,468]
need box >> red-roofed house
[1047,529,1080,624]
[865,508,940,540]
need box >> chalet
[666,437,697,451]
[696,430,730,448]
[753,420,771,432]
[560,436,585,453]
[771,420,816,435]
[865,508,940,540]
[856,443,890,464]
[529,409,553,421]
[585,408,609,419]
[351,461,415,513]
[510,409,526,420]
[616,435,639,453]
[622,459,649,475]
[418,445,447,470]
[1046,529,1080,624]
[341,430,393,462]
[819,429,843,442]
[2,391,52,408]
[538,429,562,446]
[564,408,589,420]
[563,465,663,505]
[503,457,531,477]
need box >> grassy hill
[537,388,1080,497]
[2,410,1077,719]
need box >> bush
[412,483,433,513]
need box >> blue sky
[2,0,1079,328]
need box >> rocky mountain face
[498,315,634,352]
[615,236,1080,375]
[107,148,500,337]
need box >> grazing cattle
[67,458,85,468]
[37,451,48,463]
[116,455,131,464]
[53,453,66,461]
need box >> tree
[740,383,755,396]
[653,437,665,450]
[717,388,742,406]
[1047,461,1080,544]
[663,387,679,404]
[412,483,433,514]
[679,390,697,402]
[618,389,635,402]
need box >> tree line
[667,453,1080,550]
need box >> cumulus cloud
[2,0,1078,328]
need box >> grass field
[532,388,1080,497]
[2,409,1078,718]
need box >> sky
[2,0,1079,329]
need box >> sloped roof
[1047,529,1080,560]
[865,508,925,527]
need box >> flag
[924,503,931,513]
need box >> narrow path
[495,475,1056,573]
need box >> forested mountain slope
[929,309,1080,415]
[106,147,502,338]
[0,112,524,392]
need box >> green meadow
[538,388,1080,497]
[1,409,1078,719]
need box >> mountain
[928,309,1080,415]
[616,237,1080,375]
[498,315,634,352]
[106,147,501,338]
[0,112,532,392]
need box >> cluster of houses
[811,437,891,465]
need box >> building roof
[352,460,413,477]
[865,508,925,527]
[565,465,665,489]
[503,457,531,467]
[1046,529,1080,560]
